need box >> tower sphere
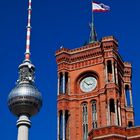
[8,83,42,117]
[8,62,42,117]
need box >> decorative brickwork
[88,126,140,140]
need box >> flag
[92,2,110,12]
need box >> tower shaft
[17,115,31,140]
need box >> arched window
[59,111,63,140]
[128,121,133,127]
[59,73,63,94]
[107,60,113,82]
[107,60,112,74]
[65,72,68,94]
[125,85,130,106]
[59,72,68,94]
[82,103,88,140]
[58,110,69,140]
[109,99,115,125]
[110,99,115,113]
[92,100,97,128]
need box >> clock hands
[84,80,93,86]
[89,82,94,85]
[84,81,89,86]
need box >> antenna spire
[25,0,32,62]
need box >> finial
[60,45,64,49]
[89,23,97,43]
[25,0,32,62]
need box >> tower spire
[25,0,32,62]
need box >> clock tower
[56,36,137,140]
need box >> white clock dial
[80,77,97,92]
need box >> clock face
[80,76,97,92]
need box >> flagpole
[91,0,94,42]
[90,0,96,43]
[89,1,110,43]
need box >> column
[57,74,60,96]
[115,63,118,85]
[114,101,118,125]
[67,112,70,140]
[17,115,31,140]
[118,105,122,126]
[62,110,66,140]
[106,102,109,126]
[105,62,108,83]
[129,89,133,107]
[68,76,70,95]
[57,112,60,140]
[107,101,110,126]
[63,72,65,94]
[112,62,115,83]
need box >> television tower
[8,0,42,140]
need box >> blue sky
[0,0,140,139]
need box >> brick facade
[56,36,140,140]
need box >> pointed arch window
[92,100,97,128]
[82,103,88,140]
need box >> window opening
[125,85,131,106]
[82,103,88,140]
[92,101,97,128]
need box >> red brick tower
[56,36,139,140]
